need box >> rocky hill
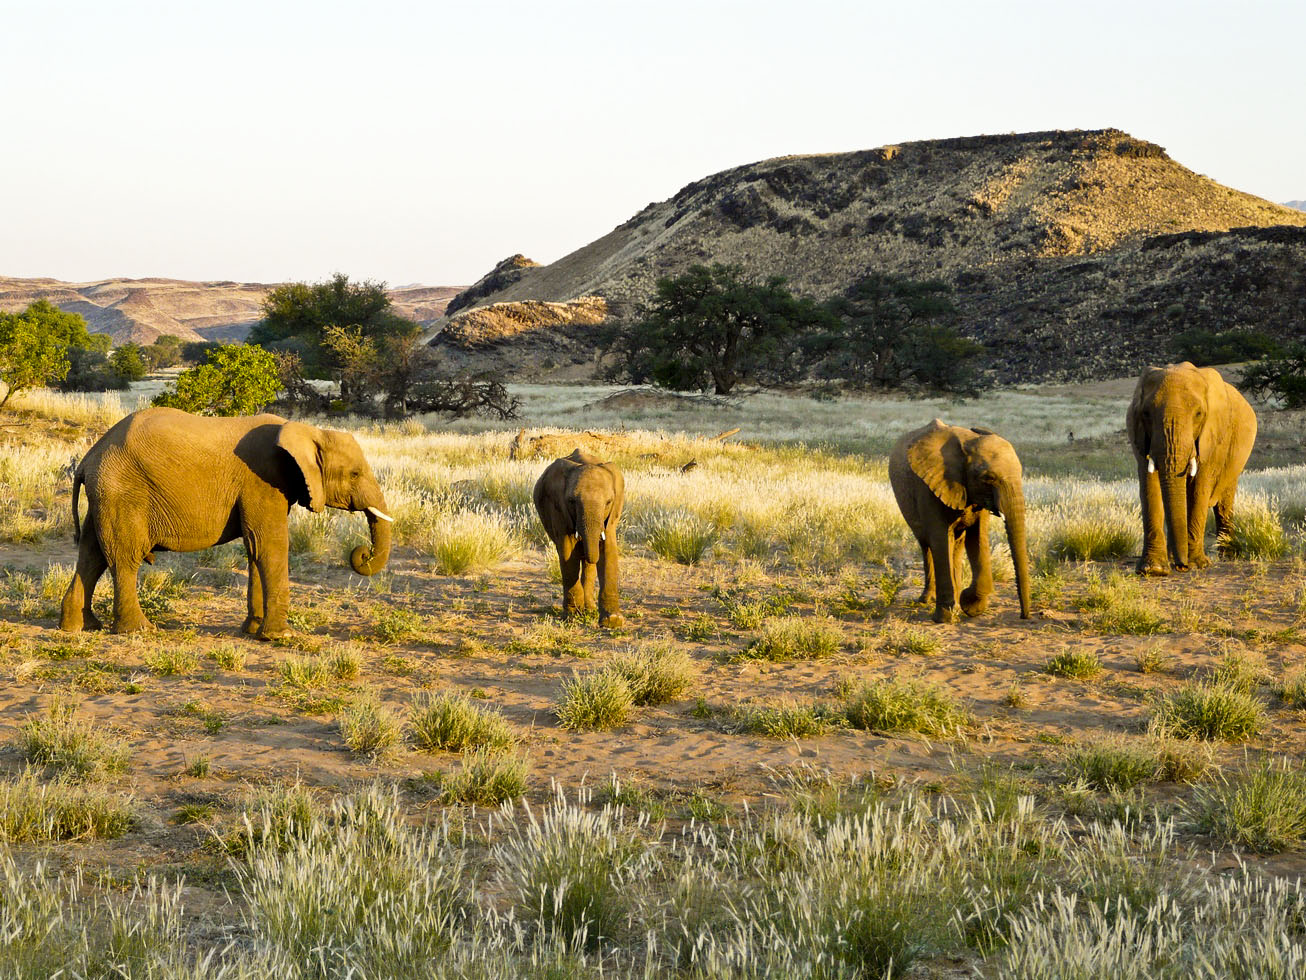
[440,129,1306,382]
[0,277,462,346]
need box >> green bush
[152,343,280,416]
[1241,342,1306,409]
[842,677,969,735]
[555,671,634,731]
[1044,649,1104,679]
[1190,759,1306,853]
[410,692,514,753]
[338,700,405,758]
[606,643,697,705]
[1173,327,1281,367]
[1151,680,1266,741]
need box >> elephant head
[566,459,622,566]
[276,422,392,576]
[1128,363,1210,569]
[908,425,1031,618]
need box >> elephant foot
[960,590,990,617]
[932,604,959,624]
[1137,560,1170,577]
[916,590,935,606]
[600,612,626,630]
[240,617,262,636]
[83,611,104,632]
[111,615,150,634]
[256,620,289,641]
[1190,553,1211,570]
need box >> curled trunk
[1161,474,1189,568]
[1000,485,1031,619]
[350,509,393,576]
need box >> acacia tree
[0,300,93,406]
[813,273,986,394]
[605,264,831,395]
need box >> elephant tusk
[366,506,394,523]
[600,531,606,542]
[1189,457,1198,478]
[1146,456,1155,474]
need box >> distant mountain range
[0,278,462,346]
[1286,200,1306,211]
[436,128,1306,383]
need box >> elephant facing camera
[889,419,1032,624]
[59,407,393,639]
[533,449,625,628]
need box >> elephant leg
[597,535,623,629]
[247,522,291,640]
[1187,477,1215,569]
[580,561,599,613]
[928,527,958,624]
[60,516,107,632]
[1214,487,1237,557]
[109,558,149,634]
[960,514,993,617]
[1136,459,1169,576]
[916,538,935,605]
[556,537,584,616]
[241,547,264,635]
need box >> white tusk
[1147,456,1155,474]
[1189,457,1198,478]
[600,531,606,542]
[366,506,394,523]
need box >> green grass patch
[739,616,843,662]
[606,643,697,705]
[0,768,134,841]
[410,692,515,753]
[17,701,129,780]
[555,671,634,732]
[733,701,841,738]
[642,509,719,565]
[1190,759,1306,853]
[1046,521,1137,562]
[338,699,405,758]
[1063,734,1212,792]
[879,621,944,656]
[842,677,970,736]
[442,748,529,805]
[1044,649,1104,679]
[1150,680,1267,742]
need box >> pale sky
[2,0,1302,287]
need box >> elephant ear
[907,427,968,510]
[276,422,326,512]
[603,464,625,528]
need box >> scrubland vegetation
[1,384,1306,975]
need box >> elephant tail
[71,469,83,544]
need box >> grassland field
[1,380,1305,977]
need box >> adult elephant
[60,407,393,638]
[889,419,1031,624]
[533,449,625,628]
[1127,362,1256,575]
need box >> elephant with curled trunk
[1127,362,1256,575]
[60,407,393,638]
[533,449,625,628]
[889,419,1032,624]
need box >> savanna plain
[3,380,1306,978]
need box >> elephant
[532,449,625,628]
[1126,362,1256,575]
[59,407,393,638]
[889,419,1031,624]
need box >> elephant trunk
[350,500,393,576]
[1161,473,1189,568]
[579,510,603,566]
[999,483,1031,619]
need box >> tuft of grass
[185,755,212,778]
[371,607,427,645]
[842,677,970,735]
[410,692,515,753]
[324,647,362,681]
[17,701,129,780]
[1189,759,1306,853]
[720,592,792,629]
[879,620,944,656]
[173,802,215,825]
[1275,670,1306,708]
[415,508,518,575]
[0,768,134,841]
[555,671,634,732]
[143,647,199,677]
[733,701,840,738]
[1063,733,1212,792]
[1078,572,1168,635]
[1044,649,1104,679]
[1046,521,1137,562]
[1134,645,1170,674]
[642,509,719,565]
[606,642,697,705]
[442,748,529,805]
[338,700,405,758]
[1219,499,1290,560]
[1150,680,1266,742]
[740,615,843,662]
[210,643,247,671]
[507,619,591,659]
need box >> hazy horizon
[3,0,1303,288]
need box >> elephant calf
[60,407,393,638]
[889,419,1031,623]
[533,449,625,628]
